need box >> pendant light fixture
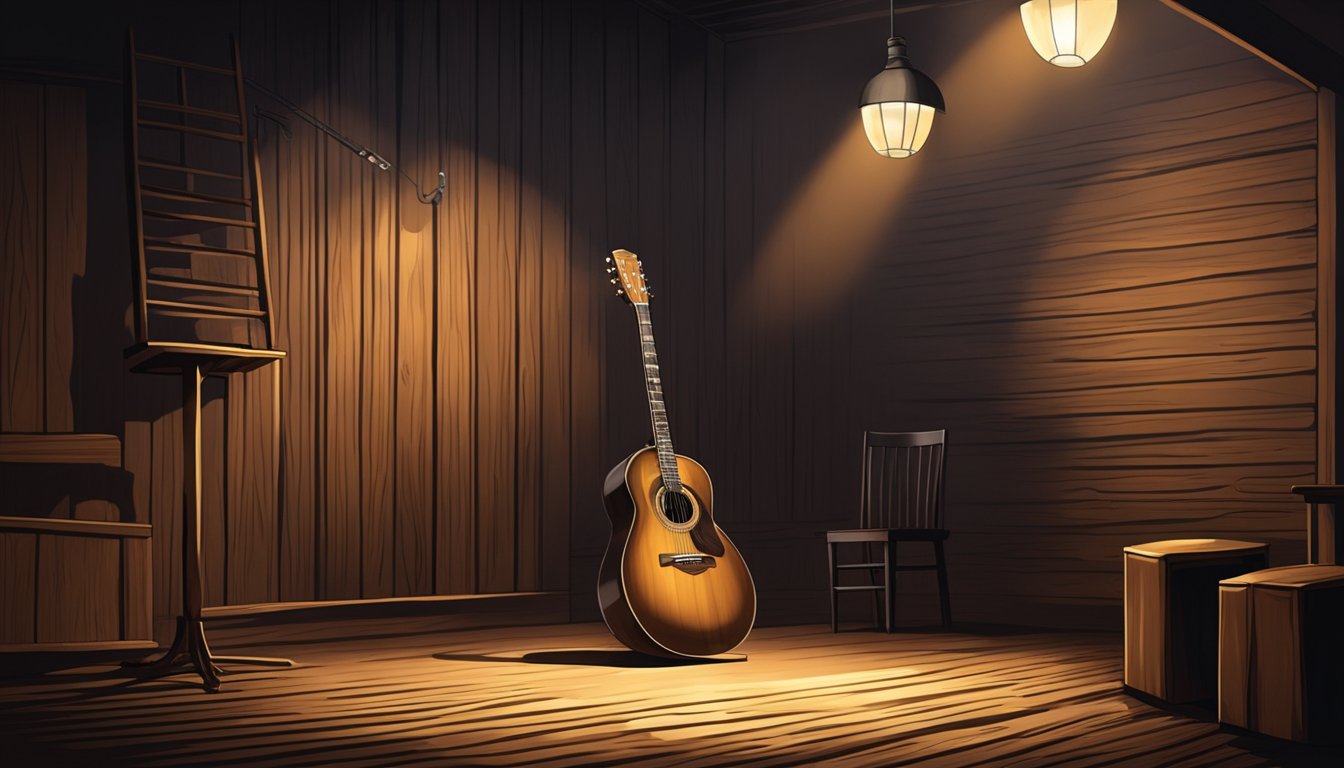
[859,1,945,159]
[1020,0,1118,68]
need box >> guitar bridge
[659,553,717,575]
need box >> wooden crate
[1219,564,1344,744]
[1123,538,1267,703]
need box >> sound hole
[661,489,694,524]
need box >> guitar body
[598,447,756,658]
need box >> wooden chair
[121,30,290,691]
[826,430,951,632]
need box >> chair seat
[827,527,950,543]
[125,341,286,375]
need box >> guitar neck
[634,303,682,492]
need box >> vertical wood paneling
[567,0,609,618]
[226,369,278,604]
[515,0,545,592]
[393,0,437,598]
[720,42,755,526]
[200,380,226,607]
[700,34,727,497]
[667,19,706,459]
[0,532,37,644]
[438,0,479,595]
[322,0,366,601]
[36,535,119,642]
[43,86,83,434]
[475,0,520,593]
[149,379,181,633]
[358,0,397,600]
[539,0,573,592]
[4,1,727,631]
[0,83,44,433]
[269,0,324,603]
[123,535,153,640]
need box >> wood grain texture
[475,0,520,594]
[2,620,1338,766]
[34,534,119,642]
[0,532,37,644]
[321,0,367,602]
[600,448,756,656]
[359,0,396,601]
[5,0,1318,635]
[716,0,1321,627]
[122,535,153,641]
[42,86,84,433]
[0,82,44,433]
[437,0,479,596]
[539,0,573,593]
[393,0,436,598]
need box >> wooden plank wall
[1,0,725,635]
[716,0,1320,627]
[1,0,1324,634]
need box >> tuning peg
[609,278,618,285]
[616,288,625,296]
[606,266,615,274]
[647,291,654,298]
[605,256,612,263]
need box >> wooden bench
[0,433,154,652]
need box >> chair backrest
[859,429,947,529]
[125,29,276,352]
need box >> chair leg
[883,541,896,633]
[827,542,838,633]
[934,540,952,627]
[866,542,881,629]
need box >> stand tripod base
[123,616,294,692]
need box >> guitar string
[639,299,695,555]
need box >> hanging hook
[417,170,445,206]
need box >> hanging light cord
[889,0,894,39]
[246,77,444,206]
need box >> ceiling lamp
[859,3,945,159]
[1020,0,1118,68]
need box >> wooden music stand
[121,30,292,692]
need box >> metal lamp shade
[1020,0,1117,68]
[859,38,945,158]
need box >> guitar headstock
[606,249,652,305]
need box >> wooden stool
[1290,485,1344,564]
[1123,539,1267,703]
[1218,564,1344,743]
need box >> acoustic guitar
[597,249,757,658]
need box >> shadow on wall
[729,0,1317,626]
[746,10,1065,332]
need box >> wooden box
[1219,564,1344,744]
[1123,538,1267,703]
[0,434,154,652]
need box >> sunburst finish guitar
[597,249,756,658]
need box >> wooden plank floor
[0,619,1336,767]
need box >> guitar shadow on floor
[433,649,745,668]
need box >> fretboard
[635,303,681,492]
